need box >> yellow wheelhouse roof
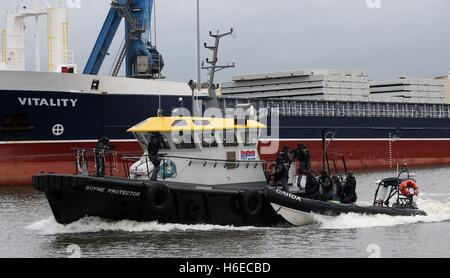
[127,116,266,133]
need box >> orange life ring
[399,180,419,197]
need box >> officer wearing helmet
[94,137,114,177]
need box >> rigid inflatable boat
[266,168,427,226]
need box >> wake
[27,193,450,234]
[314,195,450,230]
[26,217,261,235]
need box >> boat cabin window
[222,129,239,147]
[171,119,188,127]
[239,129,258,147]
[135,132,170,151]
[193,120,211,126]
[173,131,196,149]
[201,131,218,148]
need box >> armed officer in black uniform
[275,151,290,192]
[147,132,164,181]
[94,137,114,177]
[318,169,333,201]
[341,171,358,204]
[294,144,311,187]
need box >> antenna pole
[202,29,235,108]
[196,0,201,92]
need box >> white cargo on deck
[369,77,445,104]
[221,69,370,101]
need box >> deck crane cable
[110,35,127,76]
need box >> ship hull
[3,72,450,186]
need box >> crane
[83,0,164,79]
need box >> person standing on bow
[94,137,114,177]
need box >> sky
[1,0,450,83]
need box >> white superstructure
[0,71,193,95]
[0,0,73,72]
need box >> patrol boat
[266,165,427,226]
[32,115,283,226]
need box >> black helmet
[276,152,284,161]
[99,136,109,143]
[320,169,328,176]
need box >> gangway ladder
[1,29,6,64]
[202,29,236,108]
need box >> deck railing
[73,148,118,177]
[221,98,450,119]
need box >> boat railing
[72,148,118,177]
[122,154,271,180]
[372,165,416,208]
[221,98,450,119]
[326,152,348,176]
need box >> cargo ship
[1,0,450,186]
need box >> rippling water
[1,167,450,258]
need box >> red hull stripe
[1,139,449,186]
[0,139,138,145]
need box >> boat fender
[146,183,172,213]
[240,191,263,217]
[399,180,419,197]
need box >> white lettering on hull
[18,97,78,108]
[85,185,141,197]
[276,189,302,202]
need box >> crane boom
[83,0,164,79]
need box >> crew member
[94,137,114,177]
[305,171,320,200]
[318,169,333,201]
[148,132,163,181]
[275,152,290,192]
[331,175,344,202]
[341,171,358,204]
[280,145,292,168]
[294,144,311,187]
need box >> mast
[196,0,201,92]
[202,29,235,108]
